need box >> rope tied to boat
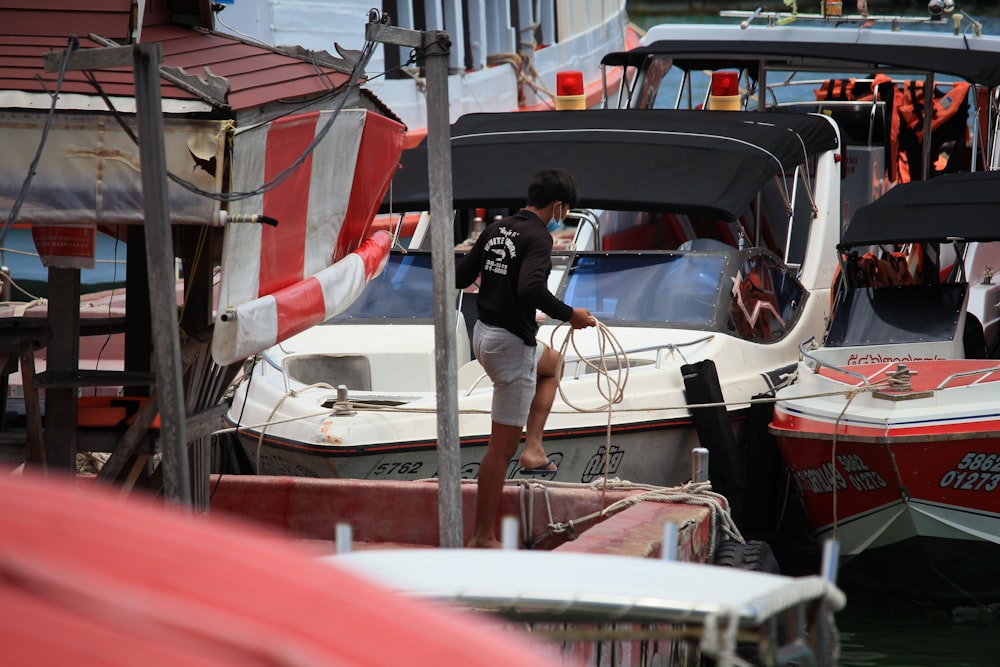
[824,365,921,542]
[549,317,629,414]
[702,608,752,667]
[216,372,907,446]
[547,316,632,496]
[884,363,915,392]
[515,478,744,552]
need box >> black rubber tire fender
[712,539,781,574]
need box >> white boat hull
[226,317,819,485]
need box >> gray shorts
[473,321,542,427]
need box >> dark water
[835,587,1000,666]
[623,4,1000,664]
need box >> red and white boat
[770,170,1000,605]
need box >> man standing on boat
[456,167,595,549]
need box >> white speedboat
[770,170,1000,605]
[225,108,843,498]
[601,8,1000,212]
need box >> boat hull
[771,360,1000,603]
[231,412,720,487]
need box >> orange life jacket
[895,80,971,180]
[815,74,902,182]
[816,77,971,183]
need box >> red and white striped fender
[212,231,391,366]
[211,108,404,366]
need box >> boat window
[825,283,965,347]
[327,253,438,321]
[557,253,727,326]
[727,253,806,343]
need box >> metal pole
[501,516,519,550]
[692,446,710,483]
[365,16,462,548]
[133,43,190,507]
[660,522,678,561]
[335,522,353,554]
[423,30,463,549]
[820,538,840,585]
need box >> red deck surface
[208,475,720,562]
[817,359,1000,392]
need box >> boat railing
[936,365,1000,390]
[798,337,872,386]
[565,335,715,378]
[719,7,976,32]
[775,97,888,146]
[565,208,600,250]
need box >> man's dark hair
[526,168,579,208]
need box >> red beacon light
[555,70,586,110]
[709,70,741,111]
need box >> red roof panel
[0,0,134,41]
[0,3,357,112]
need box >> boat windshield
[825,283,965,347]
[557,253,728,327]
[328,252,438,321]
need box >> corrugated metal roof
[1,0,134,41]
[0,0,367,112]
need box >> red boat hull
[772,381,1000,604]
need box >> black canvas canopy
[602,25,1000,87]
[841,170,1000,248]
[382,109,838,221]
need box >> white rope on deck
[512,477,744,554]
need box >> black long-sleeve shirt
[455,209,573,346]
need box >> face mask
[547,204,562,232]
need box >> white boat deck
[331,548,846,626]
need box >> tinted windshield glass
[559,253,727,326]
[329,253,436,321]
[826,284,965,346]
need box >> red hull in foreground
[0,472,566,667]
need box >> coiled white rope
[549,318,629,414]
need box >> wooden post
[132,43,190,507]
[367,18,462,548]
[422,31,462,550]
[44,267,80,471]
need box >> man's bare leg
[520,345,562,471]
[467,421,522,549]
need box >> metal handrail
[567,335,715,377]
[565,208,601,250]
[798,337,872,386]
[935,365,1000,391]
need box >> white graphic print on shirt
[484,227,518,276]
